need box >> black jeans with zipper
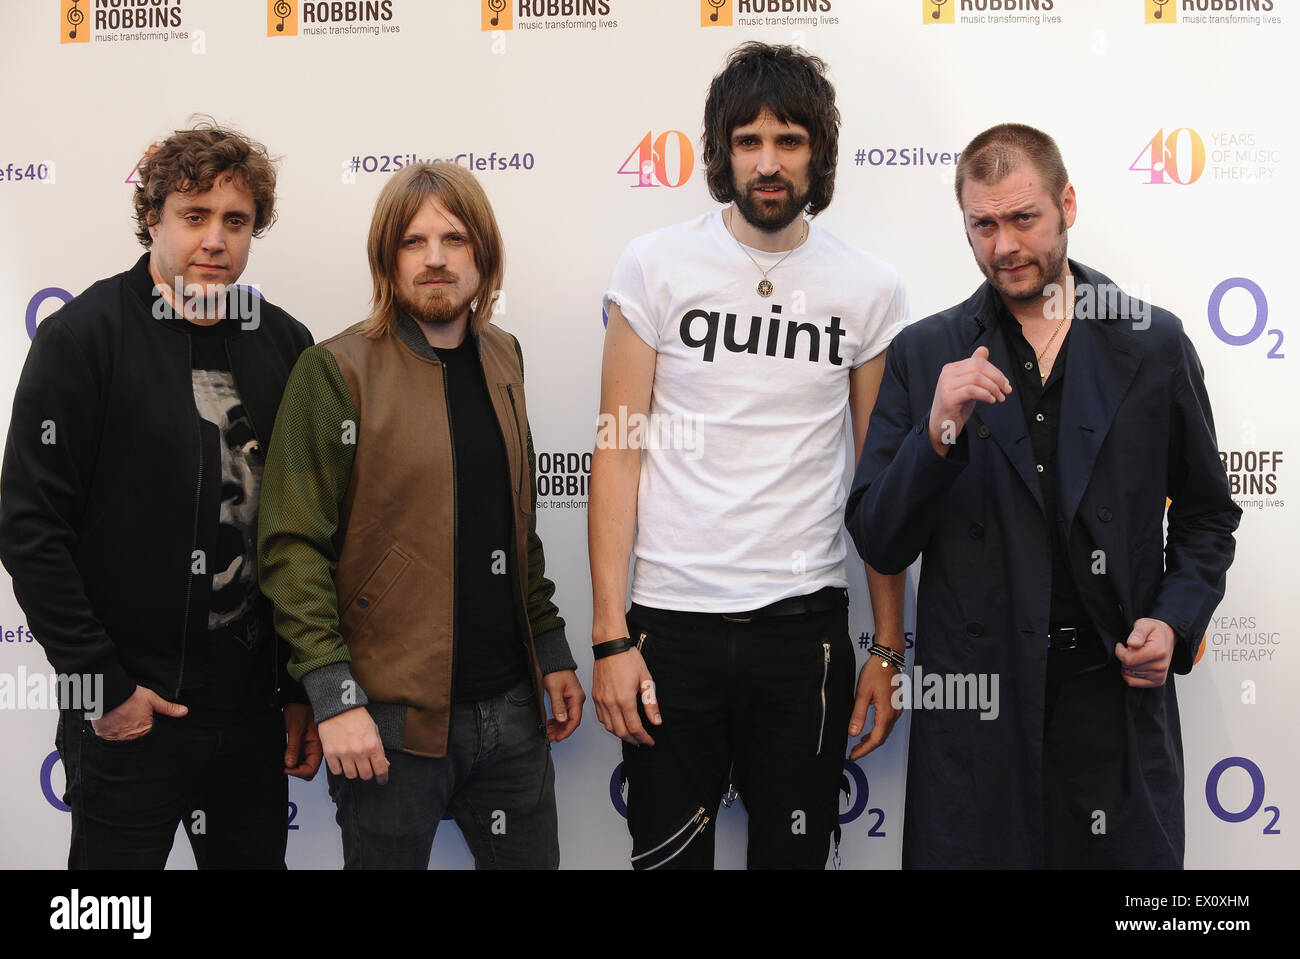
[621,590,854,869]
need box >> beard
[733,174,810,233]
[397,270,474,325]
[979,223,1069,303]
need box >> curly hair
[702,42,840,217]
[133,119,278,248]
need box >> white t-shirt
[603,209,910,612]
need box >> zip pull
[636,632,647,651]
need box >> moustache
[748,175,794,193]
[415,270,459,284]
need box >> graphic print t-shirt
[161,309,271,720]
[603,210,910,611]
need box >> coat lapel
[1057,265,1143,531]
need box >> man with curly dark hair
[0,120,319,869]
[590,43,911,869]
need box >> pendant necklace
[727,207,807,298]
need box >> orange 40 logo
[617,130,695,188]
[1130,128,1206,185]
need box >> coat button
[914,423,924,435]
[968,522,984,539]
[358,597,370,608]
[1097,506,1113,522]
[966,622,984,638]
[976,425,991,439]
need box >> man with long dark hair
[589,42,910,869]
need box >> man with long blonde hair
[259,162,583,869]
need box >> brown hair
[362,163,504,338]
[954,123,1070,213]
[702,42,840,217]
[133,119,277,247]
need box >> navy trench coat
[846,261,1240,867]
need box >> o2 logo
[617,130,695,189]
[1207,277,1282,358]
[609,760,886,834]
[1130,128,1205,185]
[26,287,73,340]
[41,750,70,812]
[840,760,885,833]
[609,763,635,818]
[1205,756,1281,835]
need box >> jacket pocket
[497,381,531,516]
[340,545,411,637]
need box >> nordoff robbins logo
[50,889,151,939]
[0,667,103,718]
[891,666,1000,720]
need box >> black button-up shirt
[991,296,1091,635]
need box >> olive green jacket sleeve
[257,346,366,720]
[514,336,575,674]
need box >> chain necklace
[727,207,807,298]
[1035,314,1070,384]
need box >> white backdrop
[0,0,1294,869]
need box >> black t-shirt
[433,334,528,702]
[155,298,273,723]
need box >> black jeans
[56,707,288,869]
[621,593,854,869]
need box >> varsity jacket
[257,315,574,758]
[0,253,314,716]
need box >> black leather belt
[720,587,845,623]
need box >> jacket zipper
[816,641,830,755]
[440,362,459,710]
[506,383,525,499]
[630,806,709,869]
[175,340,203,697]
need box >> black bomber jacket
[0,254,313,716]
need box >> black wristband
[867,642,906,670]
[592,636,636,659]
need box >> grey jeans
[327,676,558,869]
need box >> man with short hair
[258,162,583,870]
[846,123,1240,867]
[0,122,319,869]
[590,42,910,869]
